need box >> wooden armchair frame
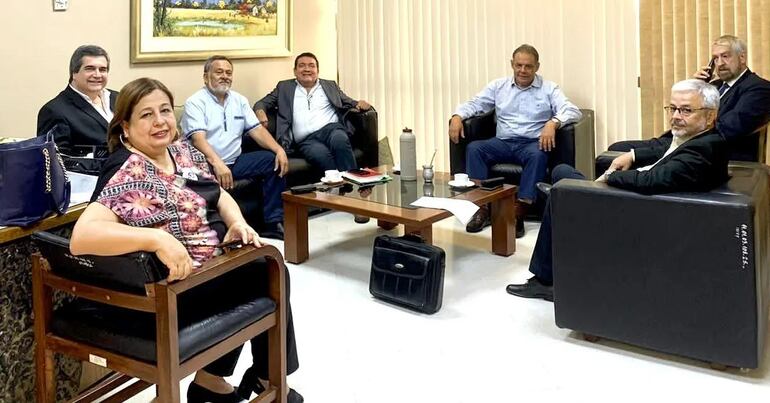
[32,245,288,403]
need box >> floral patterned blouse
[96,141,225,265]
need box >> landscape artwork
[153,0,278,38]
[131,0,291,63]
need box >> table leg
[377,220,398,230]
[404,225,433,244]
[491,195,515,256]
[284,200,309,264]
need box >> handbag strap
[43,142,71,214]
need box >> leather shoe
[536,182,552,197]
[236,368,303,403]
[516,217,525,238]
[466,206,491,233]
[506,276,553,301]
[261,222,284,240]
[187,382,243,403]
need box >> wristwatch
[550,117,561,128]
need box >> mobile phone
[216,239,243,250]
[703,57,716,81]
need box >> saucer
[321,177,344,185]
[448,180,475,188]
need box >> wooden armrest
[163,245,285,294]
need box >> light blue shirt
[181,87,260,165]
[454,74,582,140]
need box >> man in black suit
[37,45,118,156]
[253,52,372,173]
[507,79,729,301]
[608,35,770,161]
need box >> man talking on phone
[607,35,770,161]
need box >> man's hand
[448,115,464,144]
[609,152,634,171]
[539,123,557,152]
[356,100,372,111]
[692,64,712,81]
[274,149,289,177]
[212,161,234,190]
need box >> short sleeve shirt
[181,88,260,165]
[96,141,223,265]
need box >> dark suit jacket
[37,86,118,155]
[253,79,358,152]
[607,128,729,194]
[711,69,770,160]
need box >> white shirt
[69,85,114,122]
[291,80,339,143]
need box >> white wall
[0,0,338,138]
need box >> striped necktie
[718,83,730,96]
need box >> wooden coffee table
[282,168,517,264]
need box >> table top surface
[283,167,516,226]
[0,203,87,245]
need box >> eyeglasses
[663,106,712,117]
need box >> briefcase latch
[394,263,405,270]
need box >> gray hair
[671,79,720,111]
[203,55,233,73]
[69,45,109,82]
[713,35,747,56]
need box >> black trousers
[607,133,673,152]
[184,258,299,378]
[528,164,586,284]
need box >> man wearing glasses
[253,52,371,174]
[507,79,729,301]
[608,35,770,161]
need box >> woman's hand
[153,230,194,281]
[224,221,263,248]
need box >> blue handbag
[0,134,71,226]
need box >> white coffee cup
[324,169,342,182]
[454,173,469,184]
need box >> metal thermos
[399,127,416,181]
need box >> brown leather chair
[32,232,289,403]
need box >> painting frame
[130,0,292,63]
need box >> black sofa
[233,108,378,228]
[449,109,595,183]
[242,107,379,188]
[550,162,770,369]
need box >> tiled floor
[125,211,770,402]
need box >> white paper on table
[410,196,480,225]
[67,171,98,206]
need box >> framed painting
[130,0,292,63]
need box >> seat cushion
[489,163,523,184]
[51,290,276,364]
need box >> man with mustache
[506,79,729,301]
[607,35,770,161]
[182,55,288,240]
[38,45,117,156]
[448,44,582,238]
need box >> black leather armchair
[550,162,770,369]
[449,109,595,183]
[596,124,768,175]
[32,232,289,402]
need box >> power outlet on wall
[53,0,69,11]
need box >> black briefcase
[369,234,445,314]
